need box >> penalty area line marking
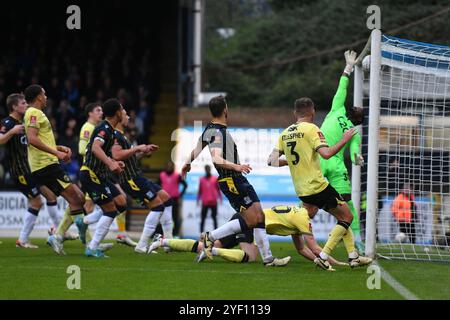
[375,261,420,300]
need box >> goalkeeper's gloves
[354,153,365,166]
[344,50,358,75]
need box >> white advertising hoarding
[0,191,117,234]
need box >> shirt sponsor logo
[83,130,90,138]
[30,116,37,124]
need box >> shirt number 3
[286,141,300,165]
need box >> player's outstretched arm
[267,148,288,167]
[112,143,147,161]
[92,139,123,174]
[302,234,347,266]
[27,127,69,162]
[330,50,357,113]
[291,235,317,261]
[182,139,206,178]
[210,148,252,174]
[317,128,357,159]
[0,124,24,145]
[343,50,357,77]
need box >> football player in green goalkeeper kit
[320,50,365,253]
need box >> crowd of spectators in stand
[0,17,159,186]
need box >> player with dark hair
[111,111,173,253]
[80,103,137,247]
[267,96,372,270]
[149,206,347,268]
[149,213,259,263]
[77,98,128,257]
[182,95,290,266]
[320,50,365,253]
[49,102,112,251]
[23,85,86,255]
[0,93,63,248]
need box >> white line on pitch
[375,261,420,300]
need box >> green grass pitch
[0,238,448,300]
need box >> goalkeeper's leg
[347,200,363,247]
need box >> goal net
[358,30,450,262]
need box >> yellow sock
[167,239,196,252]
[116,211,126,233]
[323,224,347,256]
[213,248,247,263]
[342,227,356,254]
[56,207,74,237]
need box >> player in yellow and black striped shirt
[111,112,174,253]
[182,96,289,266]
[268,97,371,270]
[23,85,87,255]
[77,99,130,257]
[79,104,136,247]
[52,103,106,247]
[0,93,61,248]
[72,103,137,248]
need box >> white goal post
[356,29,450,262]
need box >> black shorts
[14,174,40,198]
[120,176,161,205]
[107,172,119,185]
[299,184,345,211]
[219,213,254,248]
[218,175,260,213]
[31,163,72,196]
[79,169,121,206]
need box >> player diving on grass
[0,93,67,248]
[267,96,372,271]
[182,95,290,266]
[110,110,175,254]
[320,50,365,253]
[149,206,348,269]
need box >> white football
[362,55,371,70]
[394,232,407,243]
